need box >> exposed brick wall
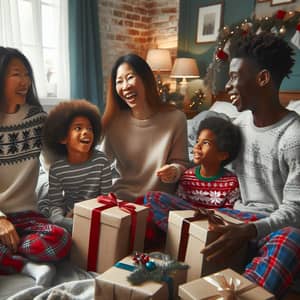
[147,1,179,58]
[98,0,179,98]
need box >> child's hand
[156,164,178,183]
[66,210,74,218]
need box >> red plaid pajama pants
[0,210,72,274]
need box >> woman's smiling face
[3,58,31,113]
[115,62,146,110]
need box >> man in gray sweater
[201,32,300,298]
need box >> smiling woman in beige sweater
[101,53,189,202]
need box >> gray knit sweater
[231,110,300,239]
[39,150,112,222]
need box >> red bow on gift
[97,193,136,216]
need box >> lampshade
[146,49,172,72]
[170,58,200,79]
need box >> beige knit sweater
[101,109,189,201]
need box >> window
[0,0,70,105]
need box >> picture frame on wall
[196,2,223,44]
[271,0,294,5]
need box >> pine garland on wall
[205,9,300,94]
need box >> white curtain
[57,0,69,99]
[0,0,70,101]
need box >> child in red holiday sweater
[144,116,242,234]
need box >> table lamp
[170,58,200,94]
[146,49,172,101]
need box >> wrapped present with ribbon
[71,193,149,273]
[95,252,188,300]
[165,209,247,281]
[179,268,274,300]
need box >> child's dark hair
[43,100,101,156]
[229,32,295,88]
[197,116,241,166]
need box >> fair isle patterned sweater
[0,104,46,216]
[176,166,240,209]
[232,110,300,239]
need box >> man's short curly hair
[197,116,241,166]
[43,100,101,156]
[229,32,295,88]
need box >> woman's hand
[156,164,179,183]
[200,223,257,263]
[0,218,20,253]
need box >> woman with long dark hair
[101,53,189,202]
[0,47,71,286]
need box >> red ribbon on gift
[177,208,226,262]
[87,193,137,272]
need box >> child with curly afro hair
[39,100,112,232]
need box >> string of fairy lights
[215,9,300,62]
[203,9,300,94]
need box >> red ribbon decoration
[216,49,228,61]
[177,208,226,262]
[87,193,137,272]
[276,9,286,20]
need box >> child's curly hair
[197,116,242,166]
[43,99,101,156]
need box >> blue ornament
[145,261,156,271]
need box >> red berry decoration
[132,252,150,266]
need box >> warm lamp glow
[171,58,200,94]
[146,49,172,72]
[170,58,200,79]
[146,49,172,102]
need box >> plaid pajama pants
[0,210,72,274]
[144,191,195,232]
[144,192,300,298]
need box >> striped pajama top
[40,149,112,220]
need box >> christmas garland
[217,9,300,60]
[205,9,300,93]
